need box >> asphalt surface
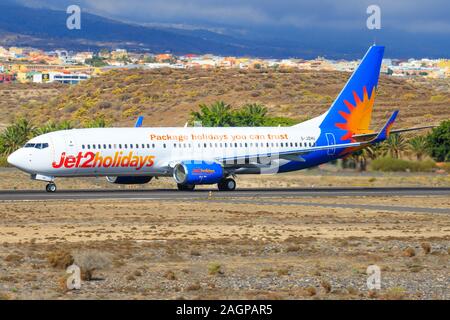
[1,187,448,214]
[0,187,449,201]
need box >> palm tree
[1,119,36,155]
[349,145,377,171]
[36,120,74,135]
[408,135,428,161]
[234,103,268,126]
[380,134,408,159]
[85,117,108,128]
[190,101,234,127]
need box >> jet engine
[173,161,223,185]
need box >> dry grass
[47,250,74,269]
[403,247,416,258]
[2,69,448,128]
[0,196,448,299]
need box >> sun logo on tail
[335,86,376,141]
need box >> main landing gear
[177,183,195,191]
[45,183,57,193]
[217,178,236,191]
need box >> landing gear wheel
[177,183,195,191]
[46,183,57,193]
[218,178,236,191]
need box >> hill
[1,69,448,130]
[0,2,257,56]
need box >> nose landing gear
[45,183,57,193]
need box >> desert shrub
[0,156,9,167]
[437,162,450,173]
[47,250,74,269]
[429,94,447,103]
[4,253,24,264]
[186,282,201,291]
[403,247,416,257]
[320,280,332,293]
[73,250,111,281]
[164,271,177,280]
[382,287,407,300]
[208,263,223,275]
[371,157,435,172]
[304,286,317,296]
[97,101,112,109]
[421,242,431,254]
[286,245,301,252]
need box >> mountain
[0,2,448,58]
[0,2,307,57]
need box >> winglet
[373,110,399,143]
[135,116,144,127]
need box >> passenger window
[234,143,238,147]
[109,144,112,149]
[163,144,166,148]
[103,144,106,149]
[174,143,177,148]
[98,144,101,149]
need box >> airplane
[7,45,433,192]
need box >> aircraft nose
[7,151,19,166]
[7,149,27,170]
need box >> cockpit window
[24,143,49,149]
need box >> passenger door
[325,133,336,156]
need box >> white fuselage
[8,117,324,179]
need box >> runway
[0,187,449,215]
[0,187,449,201]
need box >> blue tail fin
[320,45,384,142]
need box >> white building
[32,72,90,84]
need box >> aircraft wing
[352,125,435,141]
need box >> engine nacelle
[106,176,153,184]
[173,161,223,185]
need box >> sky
[7,0,450,58]
[14,0,450,35]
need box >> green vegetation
[85,56,108,67]
[426,120,450,162]
[408,135,428,161]
[190,101,296,127]
[0,117,108,160]
[371,157,436,172]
